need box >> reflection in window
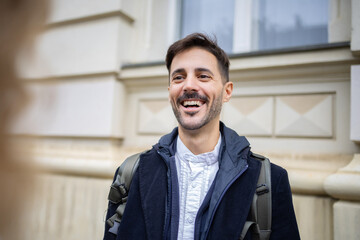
[180,0,328,53]
[253,0,328,50]
[181,0,235,53]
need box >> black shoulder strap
[240,153,272,240]
[106,151,143,235]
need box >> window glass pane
[180,0,329,53]
[181,0,235,53]
[253,0,328,50]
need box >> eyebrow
[170,67,214,78]
[171,68,185,78]
[195,67,214,76]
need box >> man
[104,33,300,240]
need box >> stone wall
[14,0,360,239]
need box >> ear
[223,81,233,102]
[168,86,171,102]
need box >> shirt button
[187,217,194,224]
[191,182,197,188]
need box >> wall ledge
[266,153,352,195]
[324,154,360,201]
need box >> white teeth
[183,100,202,107]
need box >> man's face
[168,47,232,131]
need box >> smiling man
[168,46,232,155]
[104,33,300,240]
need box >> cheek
[205,86,222,98]
[169,85,182,96]
[168,89,179,102]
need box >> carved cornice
[120,46,360,89]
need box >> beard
[171,91,223,130]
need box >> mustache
[176,92,208,105]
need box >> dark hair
[165,33,230,83]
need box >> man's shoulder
[137,147,166,168]
[248,152,288,176]
[247,152,291,197]
[270,162,287,175]
[138,147,158,161]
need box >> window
[181,0,329,53]
[181,0,235,53]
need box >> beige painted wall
[14,0,360,239]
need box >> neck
[178,120,220,155]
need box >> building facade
[16,0,360,239]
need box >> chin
[180,124,203,131]
[179,118,207,131]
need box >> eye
[172,75,185,82]
[198,74,211,80]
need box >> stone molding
[21,134,356,198]
[267,153,352,195]
[47,0,136,26]
[47,10,135,28]
[120,46,360,89]
[15,136,146,178]
[324,154,360,201]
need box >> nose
[182,74,199,92]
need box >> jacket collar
[218,121,250,164]
[153,122,251,239]
[155,121,250,162]
[155,127,178,159]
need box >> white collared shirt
[175,134,221,240]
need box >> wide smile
[180,99,206,113]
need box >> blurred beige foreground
[13,0,360,240]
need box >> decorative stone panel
[137,99,177,134]
[223,96,273,136]
[275,94,333,137]
[223,93,334,138]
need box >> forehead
[170,47,219,73]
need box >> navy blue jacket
[104,123,300,240]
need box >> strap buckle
[256,184,269,195]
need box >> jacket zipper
[202,164,249,240]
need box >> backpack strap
[106,151,143,235]
[240,153,272,240]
